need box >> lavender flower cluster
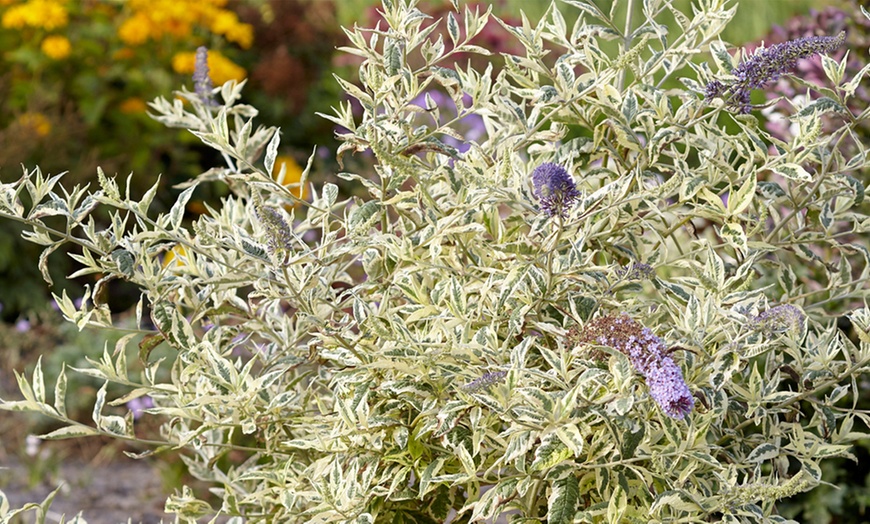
[193,46,216,106]
[758,6,870,146]
[616,262,655,281]
[749,304,805,336]
[580,315,694,419]
[531,162,580,218]
[705,32,845,113]
[462,370,507,392]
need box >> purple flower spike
[127,395,154,420]
[644,356,695,419]
[750,305,805,336]
[463,371,507,392]
[193,46,216,106]
[581,315,694,419]
[531,162,580,218]
[706,32,845,113]
[616,263,655,281]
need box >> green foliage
[3,0,870,522]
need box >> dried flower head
[193,46,216,106]
[580,314,694,419]
[750,304,805,336]
[531,162,580,218]
[706,32,845,113]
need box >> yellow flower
[207,51,246,85]
[16,112,52,137]
[172,50,245,85]
[41,35,71,60]
[162,244,189,269]
[119,97,147,114]
[2,0,67,30]
[118,13,151,46]
[210,10,238,35]
[1,6,27,28]
[273,155,309,204]
[171,51,195,74]
[225,22,253,49]
[38,0,67,29]
[209,10,253,49]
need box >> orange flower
[119,97,147,114]
[41,35,71,60]
[112,47,135,60]
[118,12,151,46]
[273,155,309,204]
[16,112,52,137]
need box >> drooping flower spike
[580,314,694,419]
[706,32,845,114]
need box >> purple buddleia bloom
[750,305,805,336]
[531,162,580,218]
[193,46,216,106]
[706,32,845,113]
[412,91,487,154]
[616,262,655,281]
[581,314,694,419]
[462,371,507,392]
[644,357,696,419]
[127,395,154,420]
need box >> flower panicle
[531,162,580,218]
[462,370,507,392]
[193,46,216,106]
[252,193,295,258]
[706,32,845,113]
[580,314,694,419]
[616,262,655,281]
[750,304,805,336]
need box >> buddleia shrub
[3,0,870,522]
[753,6,870,522]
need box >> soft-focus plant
[0,0,251,183]
[756,3,870,159]
[0,0,255,317]
[3,1,870,522]
[236,0,344,151]
[748,5,870,523]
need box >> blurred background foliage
[2,0,868,520]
